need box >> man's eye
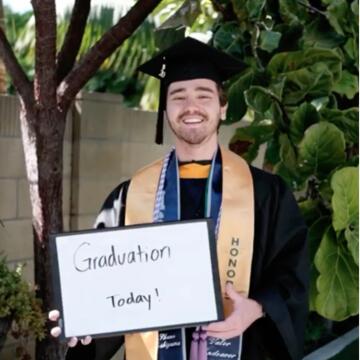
[173,97,185,101]
[199,95,211,99]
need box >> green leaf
[275,133,306,189]
[331,167,359,265]
[246,0,266,20]
[289,102,320,144]
[268,101,284,128]
[212,21,245,59]
[159,0,201,29]
[267,49,342,104]
[245,86,286,128]
[332,70,359,99]
[320,108,359,144]
[298,122,346,178]
[314,228,358,320]
[351,0,359,16]
[278,0,309,24]
[269,76,286,101]
[231,0,248,22]
[319,178,333,205]
[245,86,273,114]
[311,97,330,111]
[308,218,331,311]
[278,133,297,174]
[154,27,185,51]
[282,64,334,104]
[259,31,282,53]
[303,17,345,49]
[344,38,358,63]
[345,224,359,266]
[268,48,342,82]
[264,136,281,165]
[226,70,254,124]
[325,0,356,36]
[274,162,303,190]
[331,167,358,230]
[231,124,274,143]
[309,218,332,259]
[298,199,323,225]
[229,124,274,162]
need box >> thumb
[225,283,246,301]
[225,282,237,299]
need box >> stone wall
[0,92,246,358]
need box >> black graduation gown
[66,165,308,360]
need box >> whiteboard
[50,219,223,340]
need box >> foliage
[3,7,34,84]
[62,6,158,107]
[4,5,157,107]
[0,255,45,359]
[206,0,358,321]
[4,1,217,109]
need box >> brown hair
[217,83,228,106]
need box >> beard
[167,110,221,145]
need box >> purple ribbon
[190,327,208,360]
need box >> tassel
[155,81,166,144]
[190,327,208,360]
[189,327,200,360]
[199,328,208,360]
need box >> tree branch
[297,0,326,16]
[56,0,91,84]
[58,0,162,110]
[0,27,34,103]
[32,0,57,108]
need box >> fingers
[50,326,62,338]
[48,310,60,321]
[81,336,92,345]
[203,316,236,332]
[207,328,243,340]
[49,310,63,340]
[68,337,78,347]
[48,310,91,347]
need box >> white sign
[51,220,223,340]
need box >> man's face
[165,78,227,146]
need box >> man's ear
[220,103,228,121]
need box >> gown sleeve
[65,181,130,360]
[249,171,309,360]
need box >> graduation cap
[138,37,244,144]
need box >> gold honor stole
[124,147,254,360]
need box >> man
[50,37,308,360]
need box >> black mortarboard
[138,37,244,144]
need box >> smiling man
[166,78,225,149]
[50,37,308,360]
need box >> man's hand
[203,283,263,339]
[48,310,92,347]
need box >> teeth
[183,118,202,124]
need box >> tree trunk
[19,100,68,359]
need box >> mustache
[178,110,208,121]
